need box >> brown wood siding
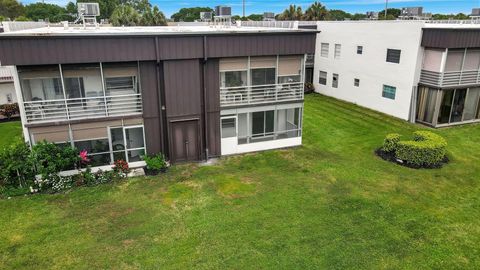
[0,37,156,65]
[0,33,316,65]
[206,34,316,57]
[140,61,163,155]
[163,59,202,118]
[204,59,221,156]
[422,28,480,49]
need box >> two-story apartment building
[0,26,315,165]
[313,21,480,127]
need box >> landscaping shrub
[0,141,35,189]
[0,103,19,119]
[383,133,401,152]
[396,131,447,166]
[143,153,168,175]
[304,82,315,94]
[377,131,447,168]
[113,159,130,176]
[30,141,80,178]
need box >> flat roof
[0,25,315,37]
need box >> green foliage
[65,2,77,15]
[140,6,167,26]
[0,103,19,119]
[110,4,140,26]
[382,131,447,166]
[30,141,80,178]
[328,9,351,20]
[246,14,263,21]
[24,3,70,23]
[14,15,29,21]
[171,7,213,22]
[383,133,401,152]
[0,15,5,21]
[0,0,24,20]
[0,141,35,189]
[143,153,167,171]
[277,4,303,20]
[378,8,401,20]
[303,1,329,21]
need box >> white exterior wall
[313,21,425,120]
[0,82,17,104]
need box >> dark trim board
[422,28,480,49]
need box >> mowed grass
[0,120,22,149]
[1,94,480,269]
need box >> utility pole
[243,0,245,18]
[385,0,388,18]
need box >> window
[332,74,339,88]
[386,49,401,64]
[319,71,327,85]
[357,46,363,55]
[110,126,146,163]
[321,43,329,58]
[354,78,360,87]
[74,139,111,166]
[252,110,274,138]
[221,117,236,138]
[278,75,301,84]
[105,77,137,95]
[251,68,276,86]
[382,85,396,100]
[6,93,12,103]
[221,70,247,88]
[103,62,139,96]
[334,44,341,59]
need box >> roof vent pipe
[62,21,69,30]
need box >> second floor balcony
[18,62,142,124]
[0,66,13,82]
[220,82,304,107]
[420,69,480,88]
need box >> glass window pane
[251,68,276,86]
[464,88,480,121]
[278,75,300,84]
[125,127,144,149]
[222,71,247,88]
[62,63,103,98]
[445,49,464,72]
[221,118,236,138]
[450,89,467,123]
[438,90,454,124]
[110,128,125,151]
[416,87,438,124]
[113,151,126,162]
[265,110,274,134]
[103,62,139,96]
[319,71,327,85]
[18,65,63,102]
[332,74,339,88]
[89,153,111,167]
[128,149,145,162]
[252,111,264,136]
[382,85,396,100]
[74,139,109,154]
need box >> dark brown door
[170,120,200,163]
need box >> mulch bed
[375,148,449,169]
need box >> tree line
[0,0,166,26]
[0,0,474,25]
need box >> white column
[11,66,30,144]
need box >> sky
[21,0,480,17]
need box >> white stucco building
[313,21,425,121]
[0,66,16,105]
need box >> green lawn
[0,120,22,149]
[1,94,480,269]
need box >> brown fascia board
[24,114,142,128]
[422,28,480,49]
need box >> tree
[378,8,401,20]
[351,13,367,21]
[110,4,140,26]
[171,7,213,22]
[24,3,69,22]
[329,9,351,21]
[140,6,166,26]
[277,5,303,21]
[65,1,77,15]
[0,0,24,20]
[246,14,263,21]
[303,1,329,21]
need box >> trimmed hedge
[383,133,401,152]
[382,131,447,167]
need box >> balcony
[420,69,480,88]
[24,93,142,124]
[220,82,304,107]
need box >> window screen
[321,43,329,58]
[357,46,363,55]
[332,74,339,88]
[319,71,327,85]
[354,78,360,87]
[386,49,401,64]
[334,44,341,59]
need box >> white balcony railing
[220,82,304,107]
[420,69,480,88]
[24,93,142,124]
[0,67,13,82]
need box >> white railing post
[58,64,70,120]
[100,63,109,117]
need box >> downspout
[203,35,209,161]
[155,37,165,153]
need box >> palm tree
[303,1,329,21]
[278,4,303,20]
[110,5,140,26]
[140,6,167,26]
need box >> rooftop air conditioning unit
[78,3,100,17]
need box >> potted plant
[143,154,168,175]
